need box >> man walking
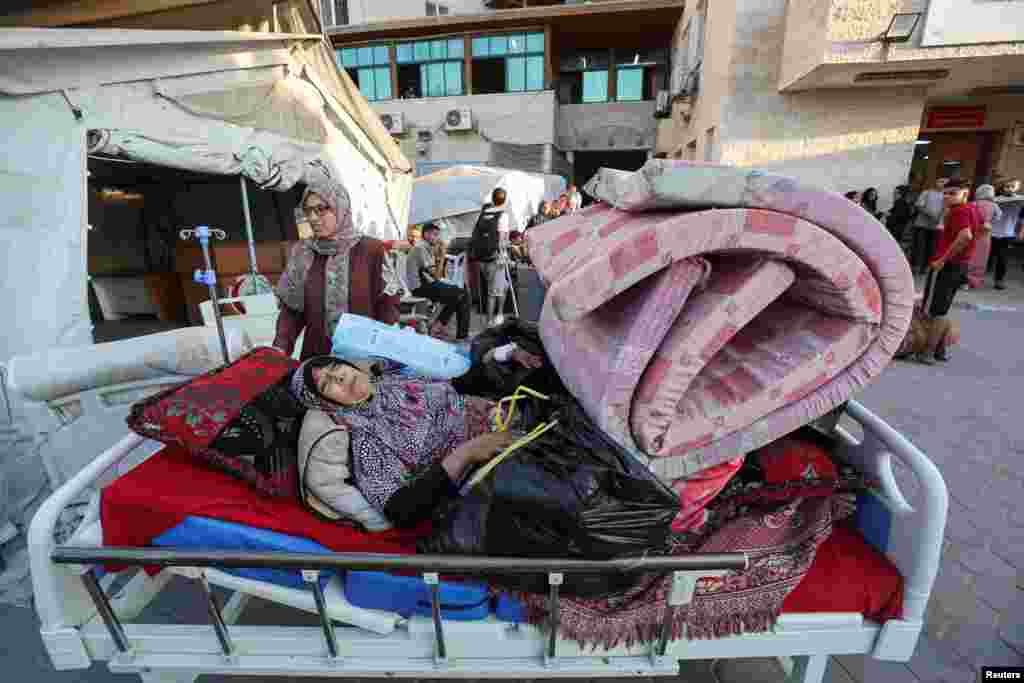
[919,179,979,363]
[407,223,471,341]
[913,177,948,275]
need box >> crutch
[502,250,520,319]
[180,225,231,366]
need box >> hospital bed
[11,329,946,682]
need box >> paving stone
[833,654,919,683]
[705,657,785,683]
[986,636,1024,669]
[950,599,1001,669]
[823,657,857,683]
[956,551,1020,611]
[998,593,1024,656]
[907,634,976,682]
[944,500,989,548]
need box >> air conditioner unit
[654,90,671,118]
[444,108,473,132]
[380,112,405,135]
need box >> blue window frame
[338,45,392,101]
[395,38,465,98]
[472,31,545,95]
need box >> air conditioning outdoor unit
[654,90,671,118]
[444,108,473,132]
[380,112,405,135]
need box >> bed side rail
[835,401,948,628]
[51,545,748,669]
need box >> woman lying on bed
[291,356,521,527]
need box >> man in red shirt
[921,178,978,329]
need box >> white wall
[335,0,488,26]
[372,90,556,166]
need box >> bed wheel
[786,654,828,683]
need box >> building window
[426,2,449,16]
[613,48,668,102]
[320,0,348,27]
[396,38,464,98]
[471,32,545,95]
[558,49,610,104]
[339,45,392,101]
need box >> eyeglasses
[303,204,333,217]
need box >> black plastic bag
[419,396,680,598]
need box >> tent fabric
[409,165,566,233]
[0,28,413,368]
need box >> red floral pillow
[126,347,300,497]
[714,429,875,508]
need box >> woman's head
[295,356,374,408]
[301,178,355,242]
[863,188,878,202]
[1000,178,1020,195]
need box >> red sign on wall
[926,106,987,129]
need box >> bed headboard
[6,327,254,490]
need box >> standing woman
[273,175,402,360]
[967,184,1000,289]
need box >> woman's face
[865,190,877,202]
[303,192,338,240]
[313,363,372,406]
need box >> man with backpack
[469,187,512,326]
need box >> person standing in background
[967,184,1001,289]
[567,185,583,213]
[913,177,948,275]
[861,188,883,221]
[887,185,915,248]
[992,179,1024,290]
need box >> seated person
[291,356,520,527]
[407,223,471,341]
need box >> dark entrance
[573,150,649,202]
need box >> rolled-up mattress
[526,161,913,482]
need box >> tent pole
[239,176,259,278]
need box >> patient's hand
[511,349,543,369]
[442,431,521,481]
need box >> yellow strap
[466,419,559,490]
[493,384,550,433]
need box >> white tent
[0,26,414,366]
[409,165,566,239]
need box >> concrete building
[326,0,683,182]
[317,0,490,29]
[662,0,1024,209]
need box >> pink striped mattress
[526,161,914,492]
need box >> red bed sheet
[102,447,902,622]
[101,445,425,557]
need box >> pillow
[712,430,876,508]
[297,409,393,532]
[126,347,300,496]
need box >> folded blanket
[527,161,914,483]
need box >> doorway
[909,131,1005,190]
[572,150,649,201]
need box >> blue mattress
[149,515,530,620]
[152,516,335,590]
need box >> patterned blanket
[516,432,870,648]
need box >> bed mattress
[101,445,903,625]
